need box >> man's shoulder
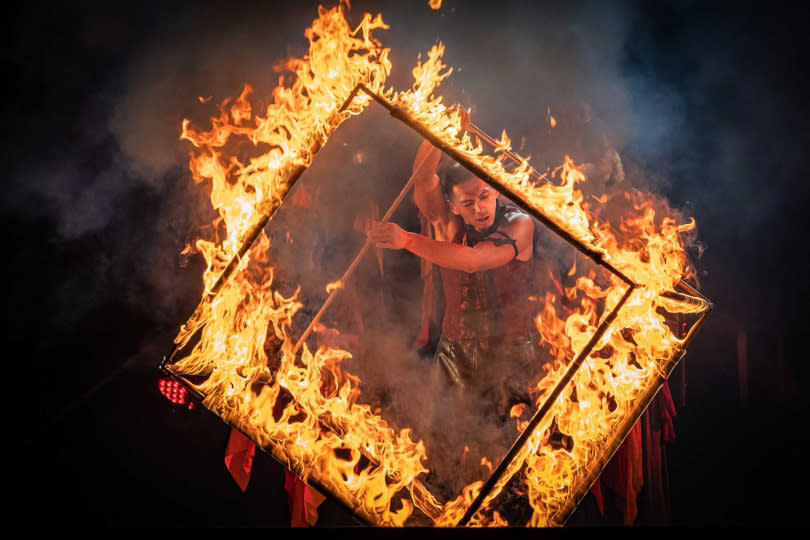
[496,209,534,246]
[501,207,533,230]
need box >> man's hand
[367,221,409,250]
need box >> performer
[367,108,540,419]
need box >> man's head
[441,164,498,232]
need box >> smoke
[6,0,806,522]
[3,0,709,335]
[3,0,682,455]
[369,0,809,333]
[2,2,325,342]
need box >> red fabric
[225,400,326,526]
[224,428,256,492]
[597,381,678,526]
[642,413,667,524]
[621,422,644,526]
[284,469,327,527]
[590,476,605,516]
[657,381,677,444]
[640,381,677,524]
[599,420,644,525]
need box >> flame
[429,0,442,9]
[326,280,345,293]
[168,1,707,528]
[380,44,704,525]
[171,4,426,526]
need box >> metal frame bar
[465,122,549,185]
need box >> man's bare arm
[368,216,534,273]
[412,139,448,225]
[402,232,515,273]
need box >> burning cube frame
[160,82,712,527]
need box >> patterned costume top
[438,202,536,350]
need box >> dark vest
[438,203,537,349]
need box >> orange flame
[168,1,707,528]
[326,280,345,293]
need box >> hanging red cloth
[224,410,327,526]
[641,380,678,525]
[620,420,645,526]
[224,428,256,492]
[597,419,644,525]
[589,476,605,516]
[595,380,678,526]
[284,469,327,527]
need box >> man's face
[449,176,498,232]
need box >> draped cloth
[223,385,327,527]
[589,380,678,525]
[224,428,255,493]
[284,468,327,527]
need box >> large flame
[168,1,707,527]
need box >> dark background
[3,0,809,529]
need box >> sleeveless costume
[433,202,539,414]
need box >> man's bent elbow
[461,260,485,274]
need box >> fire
[171,3,426,526]
[326,280,345,293]
[166,1,709,528]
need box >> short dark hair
[439,163,477,200]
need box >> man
[368,110,540,419]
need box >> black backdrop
[3,0,809,529]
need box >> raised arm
[411,139,449,225]
[411,105,471,227]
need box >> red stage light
[158,377,194,410]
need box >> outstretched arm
[368,217,533,273]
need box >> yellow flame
[169,1,706,528]
[326,280,345,293]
